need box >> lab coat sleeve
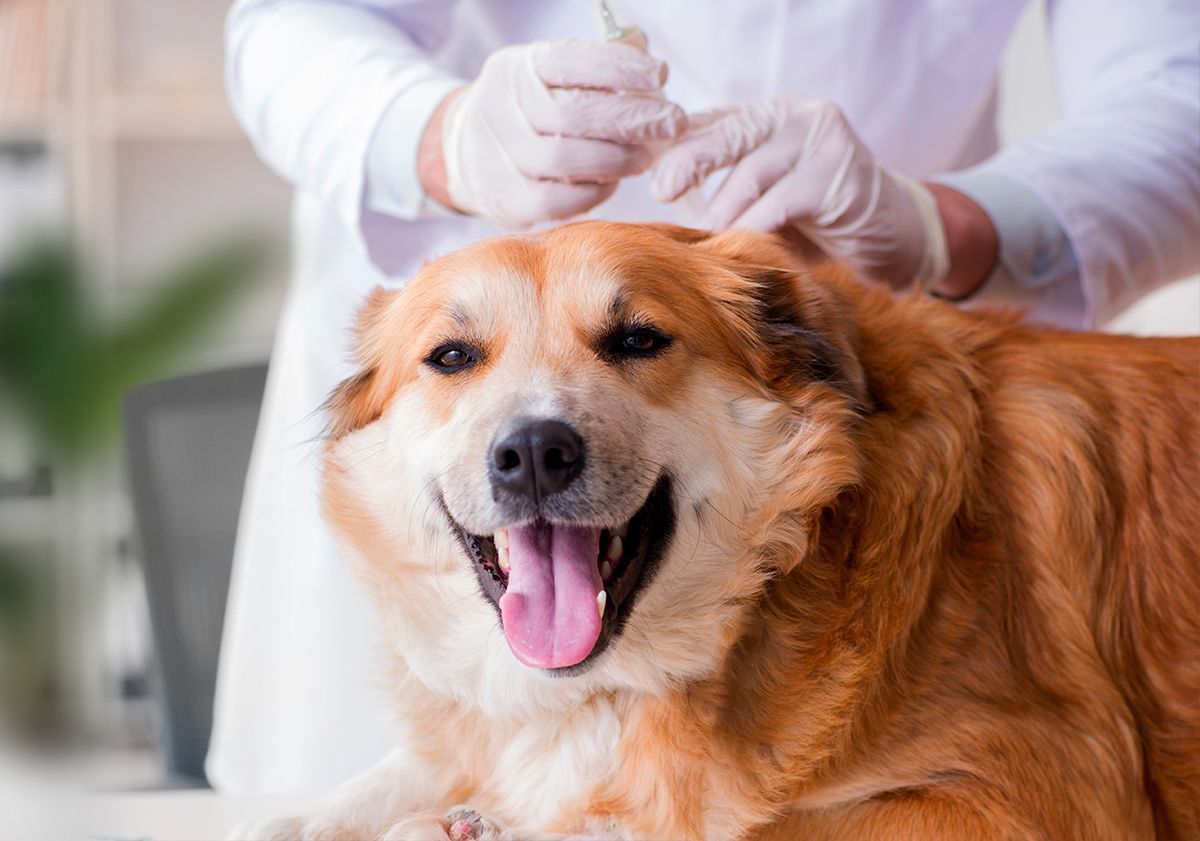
[938,0,1200,329]
[225,0,465,227]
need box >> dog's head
[322,222,867,710]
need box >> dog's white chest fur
[489,695,622,827]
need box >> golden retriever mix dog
[240,222,1199,841]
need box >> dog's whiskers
[342,440,387,471]
[405,469,465,606]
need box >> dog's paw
[377,806,507,841]
[444,806,509,841]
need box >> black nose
[490,419,585,503]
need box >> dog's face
[323,223,864,712]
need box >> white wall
[997,0,1199,337]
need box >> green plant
[0,545,56,735]
[0,233,269,734]
[0,235,269,460]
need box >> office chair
[123,364,267,783]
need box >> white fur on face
[325,252,806,717]
[330,382,796,719]
[428,263,673,536]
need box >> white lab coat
[210,0,1200,794]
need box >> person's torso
[218,0,1032,793]
[290,0,1031,444]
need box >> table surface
[68,790,311,841]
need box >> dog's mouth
[444,476,674,674]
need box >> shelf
[100,92,243,141]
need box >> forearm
[924,183,998,301]
[416,87,467,212]
[942,0,1200,328]
[929,80,1200,329]
[980,105,1198,326]
[929,170,1087,327]
[226,0,460,223]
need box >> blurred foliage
[0,547,33,624]
[0,545,57,736]
[0,235,268,460]
[0,233,268,734]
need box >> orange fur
[312,222,1199,841]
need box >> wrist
[924,182,998,301]
[418,86,468,213]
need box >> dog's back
[977,329,1200,837]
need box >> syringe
[597,0,648,50]
[595,0,707,226]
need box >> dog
[239,221,1199,840]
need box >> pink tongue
[498,521,604,669]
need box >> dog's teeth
[606,535,623,561]
[614,523,628,539]
[597,590,607,619]
[495,528,511,571]
[600,560,613,581]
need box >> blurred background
[0,0,1196,795]
[0,0,289,792]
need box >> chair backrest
[123,364,268,783]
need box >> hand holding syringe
[595,0,708,225]
[435,7,686,229]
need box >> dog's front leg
[229,745,455,840]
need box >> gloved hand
[652,96,949,290]
[441,39,687,229]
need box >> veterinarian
[211,0,1200,793]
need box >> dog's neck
[696,286,1002,788]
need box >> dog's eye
[607,326,672,360]
[623,331,659,352]
[426,344,477,373]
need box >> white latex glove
[442,39,687,229]
[652,96,949,290]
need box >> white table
[83,791,312,840]
[9,790,312,841]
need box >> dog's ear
[324,367,384,440]
[698,230,868,409]
[323,287,399,440]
